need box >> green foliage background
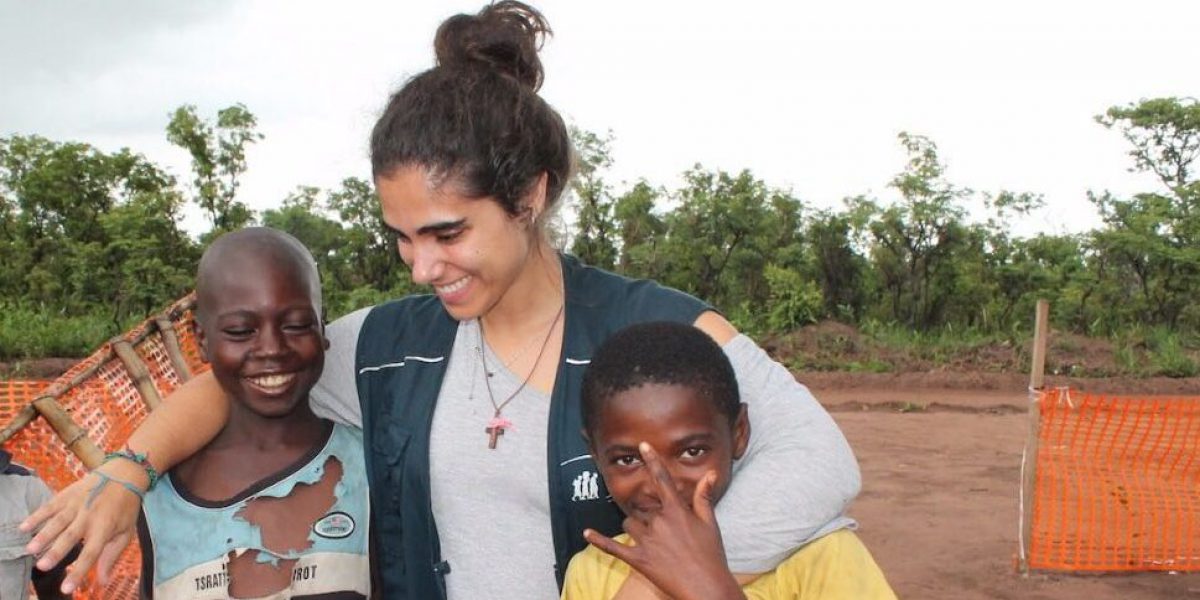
[2,98,1198,376]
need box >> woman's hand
[21,460,145,594]
[583,443,746,600]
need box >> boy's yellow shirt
[560,529,897,600]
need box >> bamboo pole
[31,395,105,469]
[112,339,162,410]
[155,316,193,381]
[1019,299,1050,573]
[0,404,38,445]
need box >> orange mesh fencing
[1024,387,1200,572]
[1,294,209,600]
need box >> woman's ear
[731,403,750,460]
[525,172,550,223]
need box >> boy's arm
[583,444,746,600]
[22,371,230,593]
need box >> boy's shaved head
[581,321,740,436]
[195,227,321,325]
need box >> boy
[564,322,895,599]
[136,227,371,598]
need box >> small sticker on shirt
[312,511,356,539]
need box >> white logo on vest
[571,470,600,501]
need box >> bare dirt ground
[807,373,1200,599]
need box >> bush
[764,265,823,333]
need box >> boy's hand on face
[584,442,747,600]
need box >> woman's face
[376,165,541,321]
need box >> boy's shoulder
[744,529,897,600]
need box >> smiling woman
[21,3,861,599]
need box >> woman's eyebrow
[417,219,467,236]
[381,218,467,237]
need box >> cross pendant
[486,415,512,450]
[486,423,505,449]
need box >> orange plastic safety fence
[1028,388,1200,572]
[1,294,209,600]
[0,380,51,427]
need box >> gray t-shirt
[1,464,53,600]
[311,308,859,596]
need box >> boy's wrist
[96,457,151,491]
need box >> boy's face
[197,255,326,419]
[588,383,749,523]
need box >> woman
[25,3,860,598]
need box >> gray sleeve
[24,474,53,513]
[714,334,861,573]
[309,307,373,429]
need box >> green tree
[807,209,868,320]
[568,127,618,269]
[1089,98,1200,330]
[857,133,970,329]
[612,180,666,278]
[166,104,262,235]
[0,135,196,323]
[656,167,805,328]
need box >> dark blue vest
[355,254,709,598]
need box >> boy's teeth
[437,277,470,294]
[249,373,294,388]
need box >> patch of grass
[846,358,893,373]
[0,307,124,359]
[1144,328,1199,377]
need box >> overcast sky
[2,0,1197,236]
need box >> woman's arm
[21,371,230,593]
[693,311,862,574]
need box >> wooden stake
[1029,299,1050,391]
[1019,299,1050,574]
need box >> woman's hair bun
[433,1,552,91]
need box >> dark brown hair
[369,1,571,218]
[581,322,742,437]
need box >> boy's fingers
[692,471,718,523]
[96,532,132,585]
[638,442,681,507]
[35,514,89,572]
[27,509,74,558]
[62,535,107,594]
[584,528,637,565]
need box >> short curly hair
[581,321,740,436]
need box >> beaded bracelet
[86,471,145,506]
[101,448,160,491]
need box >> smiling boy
[136,228,371,599]
[563,322,895,599]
